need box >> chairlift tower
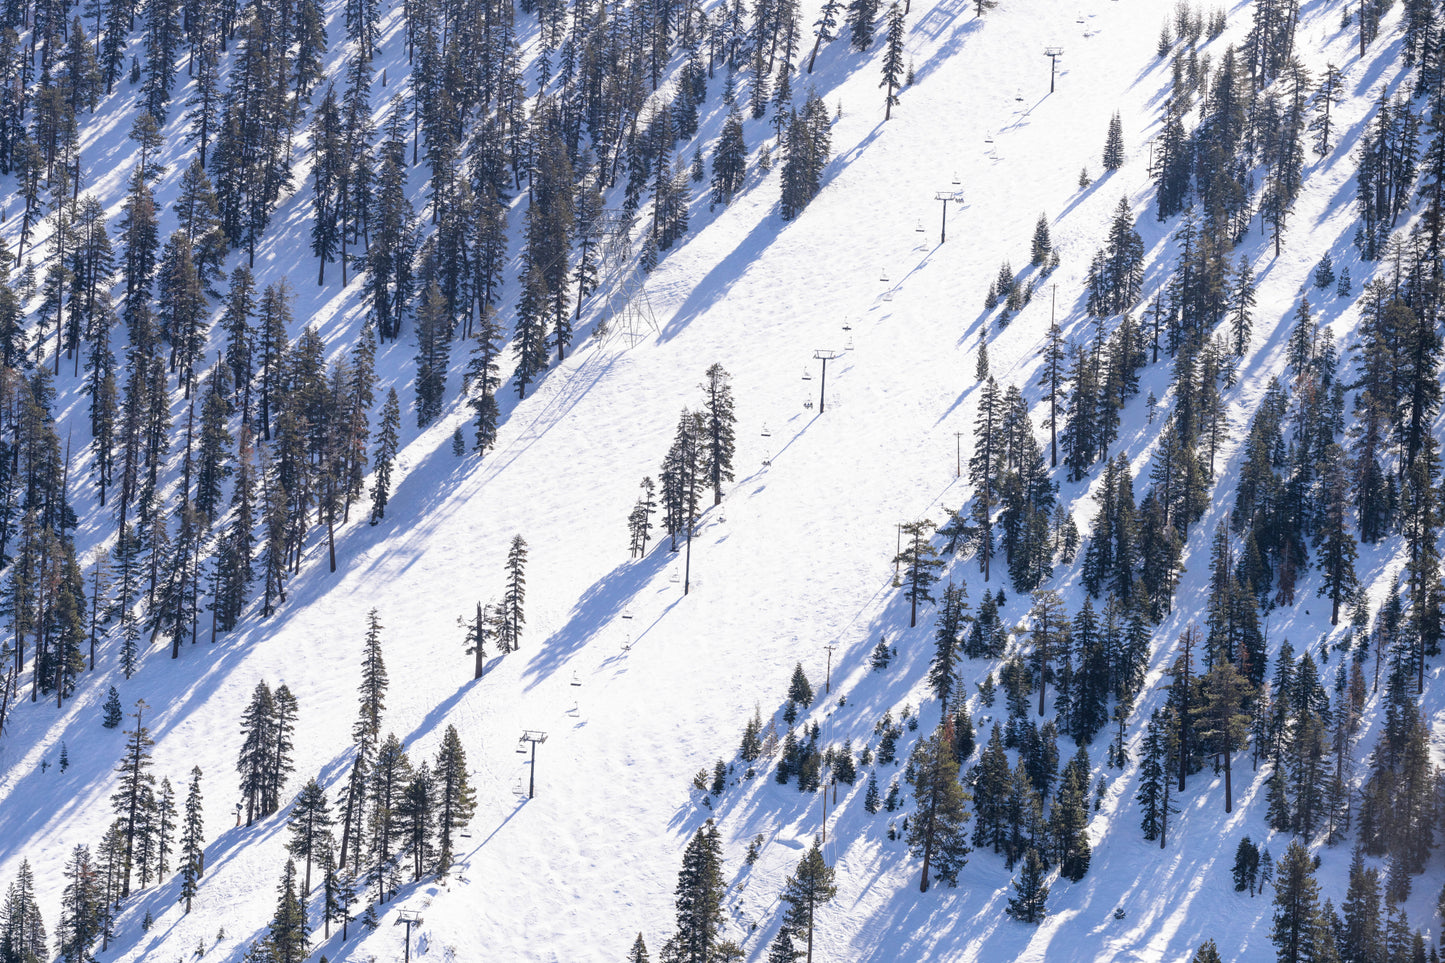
[394,910,424,963]
[1044,46,1064,93]
[933,184,964,244]
[597,210,660,347]
[517,730,548,799]
[813,350,840,413]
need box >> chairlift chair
[915,219,925,233]
[1015,89,1024,101]
[801,368,812,381]
[842,319,853,331]
[570,672,581,687]
[952,172,961,185]
[803,398,814,410]
[880,268,890,283]
[845,337,855,351]
[760,423,772,438]
[515,739,528,754]
[984,131,994,144]
[567,702,580,717]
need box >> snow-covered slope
[0,0,1436,959]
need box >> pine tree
[929,582,968,711]
[1196,659,1251,813]
[699,365,737,506]
[1136,708,1176,844]
[846,0,879,49]
[787,663,814,708]
[711,112,748,206]
[102,686,122,728]
[779,95,831,220]
[497,534,528,652]
[1,858,47,961]
[1340,847,1382,961]
[366,108,418,343]
[1192,941,1224,963]
[369,388,400,525]
[1005,848,1049,924]
[1317,442,1358,625]
[266,859,309,963]
[56,845,102,963]
[1310,64,1342,155]
[238,682,276,826]
[906,719,971,891]
[356,608,389,747]
[365,733,411,894]
[254,281,292,441]
[629,478,658,558]
[779,840,836,963]
[154,778,177,881]
[895,519,944,627]
[1228,256,1256,357]
[286,779,334,893]
[111,699,155,896]
[1049,761,1092,881]
[663,820,726,963]
[319,844,350,939]
[880,4,905,120]
[1031,214,1053,266]
[766,927,798,963]
[465,316,502,458]
[628,933,651,963]
[1102,111,1125,170]
[1271,840,1330,963]
[512,261,550,397]
[1027,589,1069,717]
[179,766,204,913]
[413,281,451,428]
[396,763,435,881]
[1232,836,1260,894]
[432,725,476,875]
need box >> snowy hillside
[0,0,1440,958]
